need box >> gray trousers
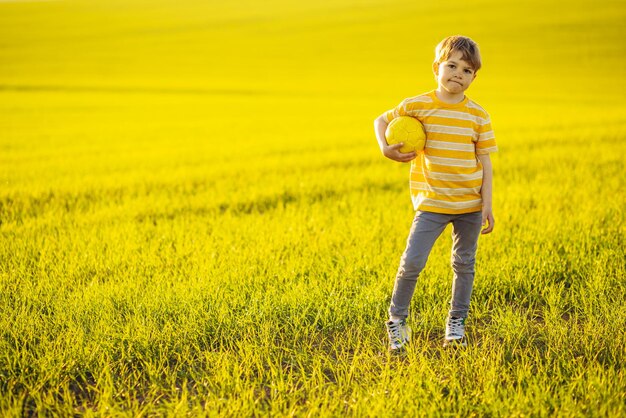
[389,210,483,320]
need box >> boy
[373,35,497,350]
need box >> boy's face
[432,50,477,95]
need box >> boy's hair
[434,35,482,72]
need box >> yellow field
[1,0,625,415]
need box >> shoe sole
[443,339,467,348]
[389,346,408,354]
[389,339,410,351]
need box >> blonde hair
[434,35,482,72]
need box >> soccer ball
[385,116,426,153]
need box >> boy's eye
[465,69,472,74]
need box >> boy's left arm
[477,154,494,234]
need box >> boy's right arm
[373,114,417,163]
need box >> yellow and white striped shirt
[384,90,498,214]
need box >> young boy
[373,35,498,350]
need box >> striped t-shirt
[384,90,498,214]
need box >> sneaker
[443,316,467,347]
[386,319,411,351]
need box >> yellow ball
[385,116,426,153]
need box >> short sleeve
[475,113,498,155]
[383,100,408,123]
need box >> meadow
[1,0,625,415]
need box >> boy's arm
[374,114,417,163]
[477,153,494,234]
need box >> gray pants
[389,210,483,320]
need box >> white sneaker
[386,319,411,351]
[444,316,467,347]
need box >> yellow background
[1,0,625,415]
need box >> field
[1,0,625,415]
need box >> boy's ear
[432,62,439,76]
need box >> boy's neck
[434,88,466,104]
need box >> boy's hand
[481,206,495,234]
[382,143,417,162]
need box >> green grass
[1,0,625,415]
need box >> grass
[1,0,625,415]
